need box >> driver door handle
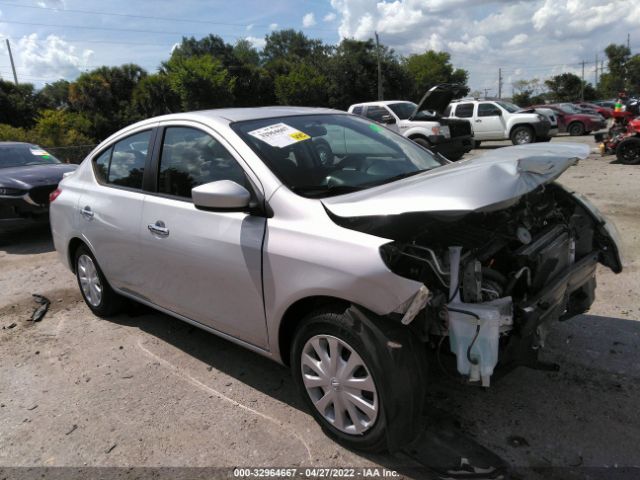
[81,206,94,219]
[148,220,169,237]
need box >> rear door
[136,122,268,348]
[78,128,155,293]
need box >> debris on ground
[30,294,50,322]
[507,435,530,448]
[65,424,77,436]
[4,323,17,329]
[105,444,117,454]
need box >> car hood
[409,83,469,119]
[322,143,589,220]
[0,163,77,189]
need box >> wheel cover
[77,254,103,307]
[619,142,640,163]
[514,129,532,144]
[301,334,379,435]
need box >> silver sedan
[50,107,622,452]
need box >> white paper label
[247,123,311,148]
[30,148,50,156]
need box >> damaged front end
[324,144,623,386]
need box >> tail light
[49,187,62,203]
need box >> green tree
[68,64,147,139]
[37,80,71,110]
[0,80,39,128]
[233,39,261,66]
[404,51,468,100]
[599,44,631,97]
[32,109,94,146]
[165,55,235,110]
[168,34,236,67]
[274,63,328,106]
[545,73,596,102]
[132,74,180,117]
[262,30,329,67]
[625,54,640,94]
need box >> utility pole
[483,88,491,99]
[628,33,631,50]
[374,32,383,101]
[595,53,599,87]
[5,39,18,85]
[498,68,503,99]
[580,60,585,101]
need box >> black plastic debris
[30,294,50,322]
[4,323,17,329]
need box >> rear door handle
[148,221,169,237]
[81,206,94,219]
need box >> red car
[531,104,606,136]
[573,101,613,119]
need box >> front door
[137,125,268,348]
[474,103,505,140]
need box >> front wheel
[75,245,124,317]
[510,126,534,145]
[291,311,391,452]
[568,122,585,136]
[616,137,640,165]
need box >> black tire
[412,137,432,150]
[473,140,482,148]
[313,138,334,166]
[444,151,465,161]
[290,306,428,453]
[74,245,124,317]
[616,137,640,165]
[537,136,552,142]
[568,122,585,136]
[510,125,535,145]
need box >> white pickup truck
[349,84,473,161]
[445,99,551,145]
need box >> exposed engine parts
[380,183,615,386]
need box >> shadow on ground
[0,223,54,254]
[104,303,640,479]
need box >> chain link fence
[45,145,98,164]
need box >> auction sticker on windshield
[248,123,311,148]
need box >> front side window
[107,131,151,189]
[455,103,474,118]
[478,103,501,117]
[232,114,445,198]
[158,127,247,199]
[364,106,390,122]
[387,102,417,120]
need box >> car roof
[158,106,342,123]
[350,101,414,107]
[0,141,33,147]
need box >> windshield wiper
[291,184,364,197]
[362,169,429,188]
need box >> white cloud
[448,35,490,54]
[302,12,316,27]
[269,23,278,31]
[324,12,337,22]
[16,34,93,80]
[504,33,528,47]
[245,36,266,49]
[246,24,254,31]
[37,0,65,9]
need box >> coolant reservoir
[448,297,512,387]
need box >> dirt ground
[1,135,639,479]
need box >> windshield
[232,114,444,198]
[0,144,61,169]
[496,101,520,113]
[387,102,417,120]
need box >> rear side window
[158,127,247,199]
[351,106,363,115]
[455,103,474,118]
[92,130,151,189]
[364,106,390,122]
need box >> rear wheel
[616,137,640,165]
[412,137,432,150]
[74,245,124,317]
[291,310,388,452]
[510,125,534,145]
[473,140,482,148]
[568,122,585,136]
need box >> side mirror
[494,109,502,116]
[192,180,250,211]
[380,114,397,125]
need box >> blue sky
[0,0,638,96]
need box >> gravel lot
[1,135,639,479]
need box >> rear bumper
[428,134,473,159]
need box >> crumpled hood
[0,163,77,189]
[322,143,589,218]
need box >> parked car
[532,104,606,135]
[0,142,76,229]
[50,108,622,452]
[592,100,616,109]
[573,101,613,119]
[517,106,559,140]
[348,84,473,161]
[446,99,550,145]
